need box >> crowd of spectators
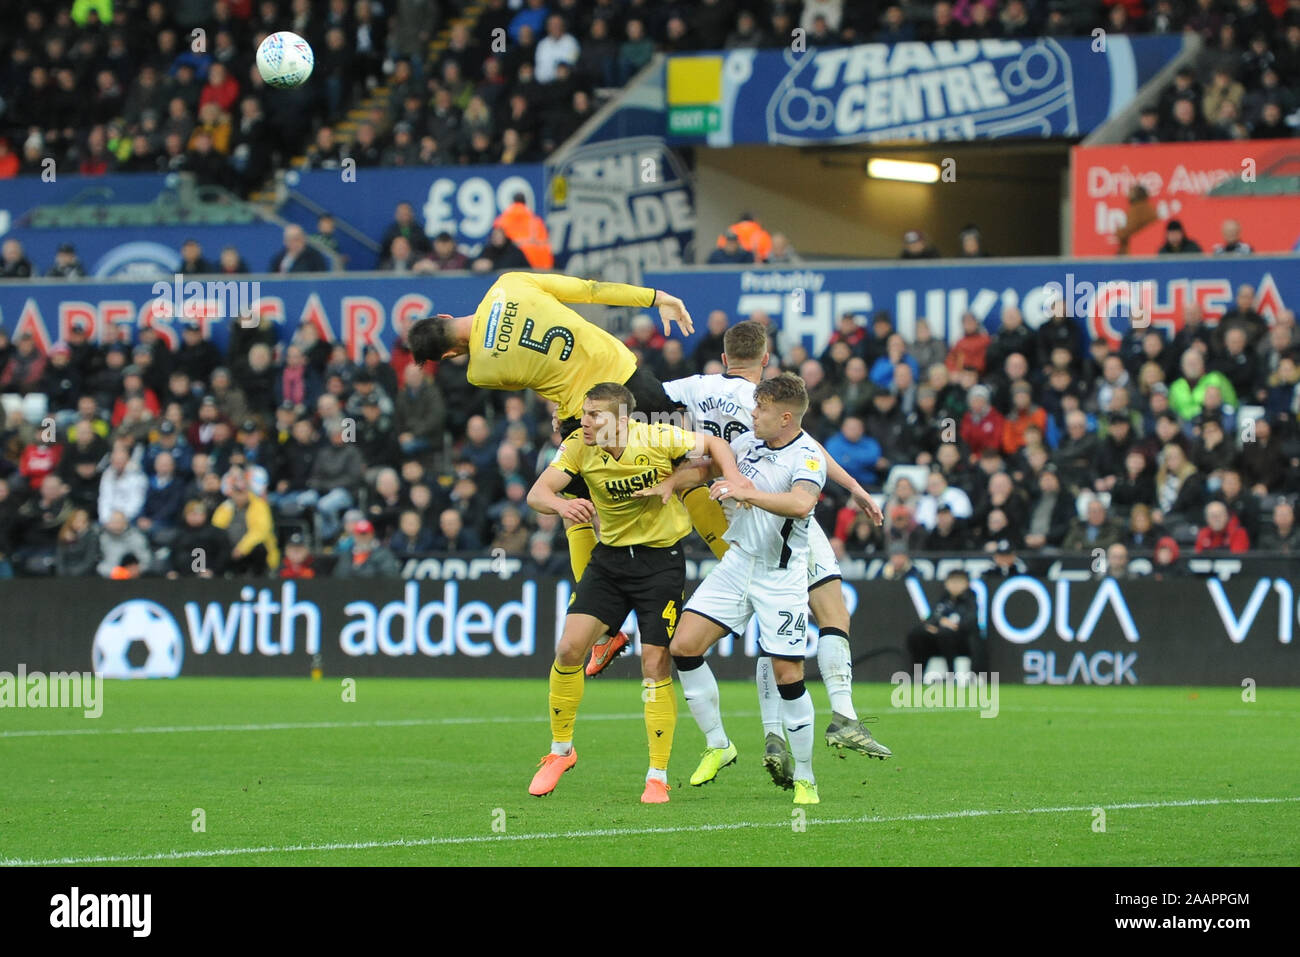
[3,0,1296,201]
[0,0,394,194]
[789,288,1300,574]
[2,267,1299,580]
[1130,3,1300,143]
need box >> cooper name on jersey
[605,469,659,500]
[485,299,520,356]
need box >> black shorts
[567,542,685,647]
[623,363,679,418]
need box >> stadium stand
[0,0,1298,579]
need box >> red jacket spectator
[0,138,21,178]
[20,442,63,490]
[623,315,666,353]
[279,555,317,579]
[1195,512,1250,553]
[0,344,47,393]
[833,505,859,544]
[961,405,1005,459]
[111,389,162,426]
[390,341,434,388]
[827,315,866,350]
[946,323,991,374]
[199,65,241,114]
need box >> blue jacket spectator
[869,353,920,389]
[509,0,549,41]
[824,417,885,488]
[139,454,187,534]
[144,422,194,477]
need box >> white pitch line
[4,795,1296,867]
[1,702,1292,739]
[0,712,759,738]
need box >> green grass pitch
[1,678,1297,866]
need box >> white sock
[678,661,729,749]
[646,767,667,784]
[781,688,816,783]
[551,741,573,756]
[817,632,856,720]
[756,657,784,737]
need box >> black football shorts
[567,541,686,647]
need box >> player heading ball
[666,373,828,805]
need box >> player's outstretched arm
[522,273,692,334]
[527,467,596,524]
[713,479,820,518]
[695,434,744,486]
[634,458,716,504]
[812,437,883,525]
[651,289,693,337]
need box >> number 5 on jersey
[520,319,575,360]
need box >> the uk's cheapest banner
[642,255,1300,357]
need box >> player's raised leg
[529,612,607,796]
[808,579,892,759]
[681,485,731,560]
[564,511,630,678]
[670,609,738,787]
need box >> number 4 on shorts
[662,599,679,638]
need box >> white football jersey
[722,431,826,567]
[663,373,755,443]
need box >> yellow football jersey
[466,272,655,420]
[550,421,698,548]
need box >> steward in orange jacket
[716,213,772,262]
[494,194,554,268]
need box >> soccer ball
[256,31,315,89]
[92,600,185,679]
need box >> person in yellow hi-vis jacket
[212,472,281,574]
[405,272,728,671]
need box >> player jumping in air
[663,373,827,804]
[405,272,716,666]
[524,381,745,803]
[637,320,891,789]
